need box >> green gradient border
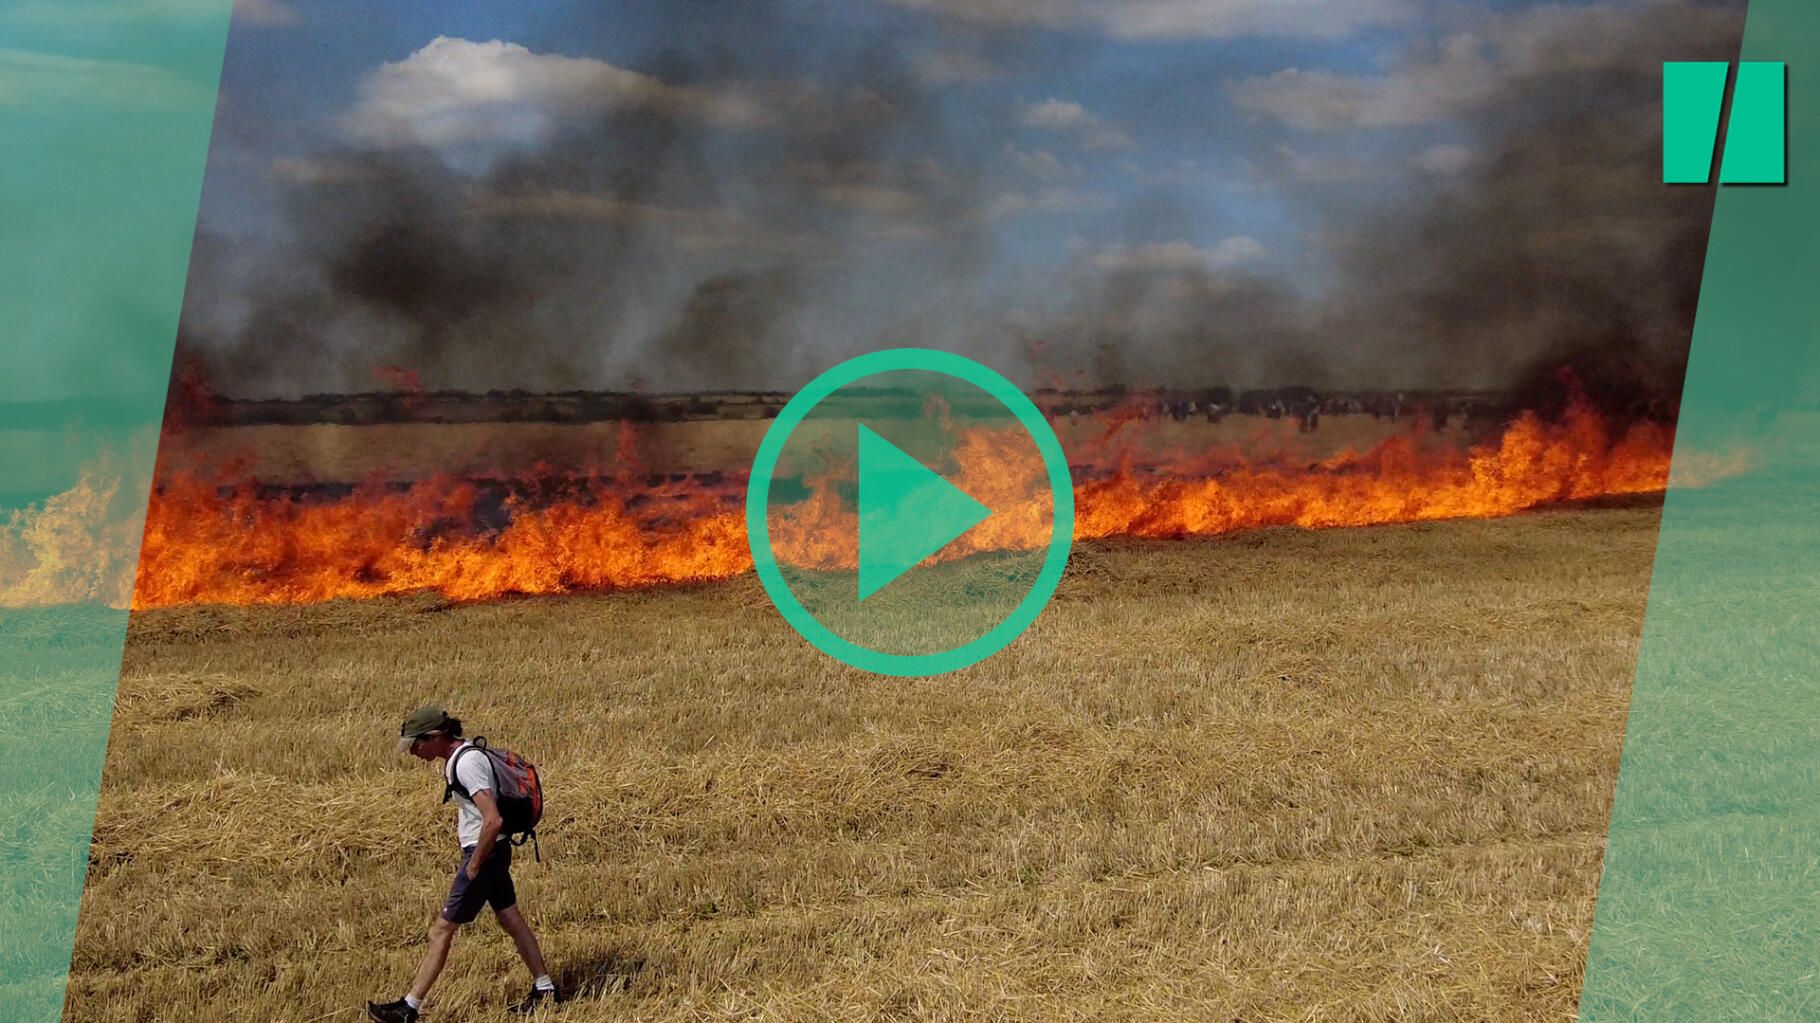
[0,3,231,1020]
[1580,2,1819,1019]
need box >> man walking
[368,706,558,1021]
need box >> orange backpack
[444,737,545,860]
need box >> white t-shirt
[445,741,497,849]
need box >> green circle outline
[745,348,1075,677]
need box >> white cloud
[1022,98,1131,151]
[1411,143,1474,176]
[1091,237,1266,273]
[343,36,765,148]
[1101,0,1411,40]
[912,45,998,86]
[1230,1,1740,130]
[1230,62,1479,131]
[988,186,1113,220]
[1024,97,1091,130]
[880,0,1413,40]
[1273,145,1376,184]
[1005,144,1073,182]
[1121,157,1237,192]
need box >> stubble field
[65,502,1657,1022]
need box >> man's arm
[466,788,505,878]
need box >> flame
[0,398,1735,612]
[1075,403,1678,540]
[116,401,1701,611]
[0,461,146,608]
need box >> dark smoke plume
[1326,3,1743,412]
[180,0,1015,396]
[1027,0,1743,411]
[176,0,1745,416]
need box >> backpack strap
[441,738,492,804]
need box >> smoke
[1034,266,1319,392]
[181,0,1018,396]
[651,270,806,390]
[1319,0,1744,406]
[177,0,1744,411]
[1029,0,1744,407]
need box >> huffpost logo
[1664,61,1786,185]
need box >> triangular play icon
[856,424,992,601]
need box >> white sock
[404,994,422,1009]
[534,974,555,992]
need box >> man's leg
[488,855,558,1013]
[411,848,488,1004]
[485,847,548,981]
[494,904,549,979]
[409,916,460,1002]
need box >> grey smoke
[1031,0,1743,406]
[180,0,1014,396]
[175,0,1744,411]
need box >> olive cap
[396,704,453,752]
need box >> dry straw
[69,506,1656,1021]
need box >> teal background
[1580,1,1820,1018]
[0,1,231,1019]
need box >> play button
[856,424,992,602]
[746,349,1075,677]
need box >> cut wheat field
[67,505,1659,1022]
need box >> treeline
[165,383,1659,428]
[195,390,787,427]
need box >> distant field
[68,505,1653,1021]
[157,413,1483,483]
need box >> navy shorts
[441,843,516,924]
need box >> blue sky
[201,0,1419,273]
[162,0,1741,394]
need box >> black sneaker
[367,998,420,1023]
[507,985,558,1014]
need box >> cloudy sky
[178,0,1742,396]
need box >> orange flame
[0,460,147,608]
[111,401,1699,611]
[1075,403,1677,540]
